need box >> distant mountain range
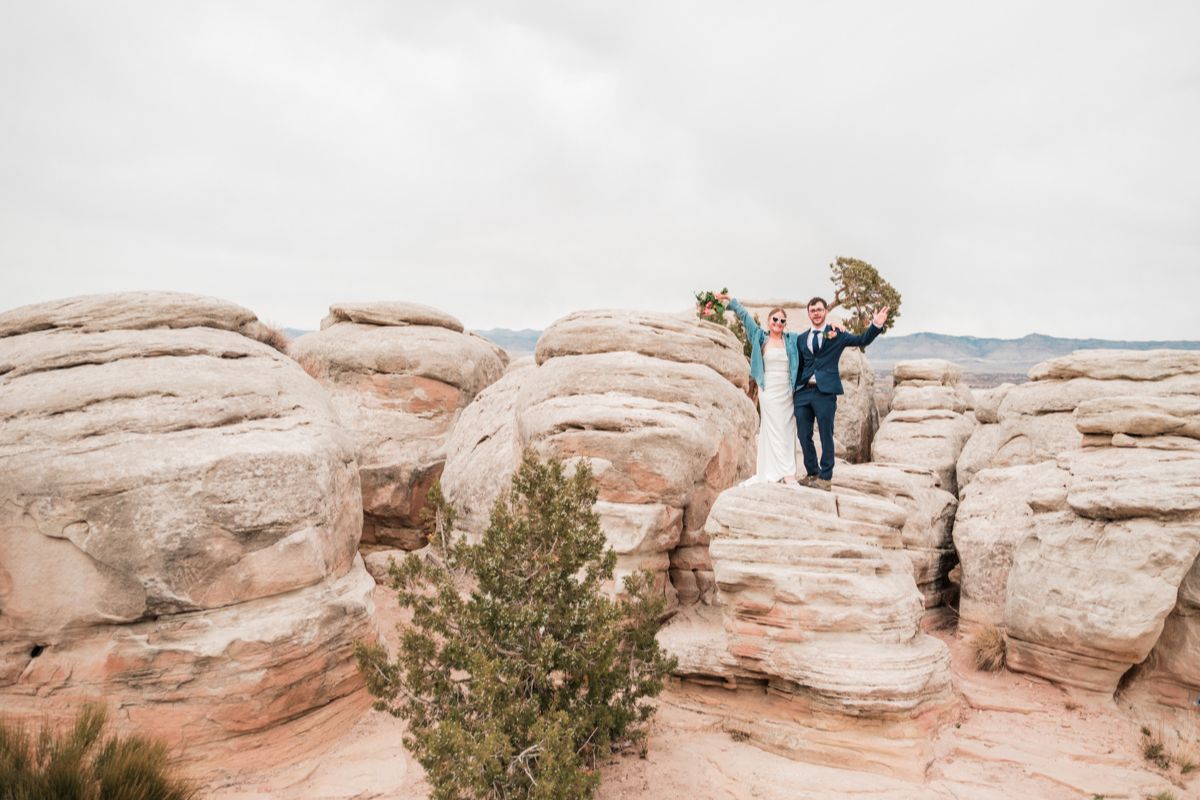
[471,329,1200,374]
[867,332,1200,372]
[471,328,542,354]
[282,327,1199,376]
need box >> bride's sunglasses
[770,316,787,324]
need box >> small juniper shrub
[967,624,1006,672]
[356,450,678,800]
[0,704,196,800]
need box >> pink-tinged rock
[0,292,373,772]
[658,483,954,778]
[832,463,958,610]
[291,302,506,549]
[1121,553,1200,711]
[535,309,750,391]
[443,311,757,606]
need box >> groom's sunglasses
[770,316,786,324]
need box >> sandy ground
[206,586,1198,800]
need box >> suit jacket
[796,323,881,395]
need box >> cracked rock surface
[0,292,375,771]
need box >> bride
[715,292,803,485]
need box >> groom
[794,298,890,490]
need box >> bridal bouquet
[694,287,729,322]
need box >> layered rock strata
[951,460,1066,635]
[957,350,1200,491]
[871,360,976,495]
[658,483,955,778]
[291,302,506,549]
[441,310,757,604]
[1002,412,1200,699]
[0,292,375,769]
[831,463,958,611]
[952,367,1200,712]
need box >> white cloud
[1,0,1197,337]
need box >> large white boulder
[658,482,954,779]
[0,292,375,770]
[441,310,757,605]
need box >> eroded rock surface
[956,349,1200,491]
[871,359,976,495]
[0,292,374,770]
[291,302,506,549]
[658,483,954,778]
[831,462,958,612]
[950,352,1200,714]
[442,310,757,605]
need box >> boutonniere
[825,329,837,340]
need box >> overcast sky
[2,1,1197,338]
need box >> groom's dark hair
[806,297,827,309]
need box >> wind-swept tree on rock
[356,450,676,800]
[827,256,902,335]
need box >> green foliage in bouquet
[827,256,902,335]
[0,704,197,800]
[695,287,753,363]
[693,288,728,323]
[356,451,677,800]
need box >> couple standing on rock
[715,292,890,491]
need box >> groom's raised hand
[872,306,890,328]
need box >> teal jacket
[728,298,803,392]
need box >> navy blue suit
[794,323,881,480]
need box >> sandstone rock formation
[871,359,976,495]
[441,310,757,604]
[951,461,1066,635]
[0,292,375,770]
[1003,436,1200,699]
[291,302,506,549]
[733,300,879,463]
[658,482,955,778]
[831,462,958,612]
[950,351,1200,714]
[957,349,1200,491]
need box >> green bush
[0,704,196,800]
[828,256,903,335]
[356,450,677,800]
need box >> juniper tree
[356,451,676,800]
[827,256,902,335]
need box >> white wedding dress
[743,345,798,484]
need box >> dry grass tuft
[0,703,196,799]
[1138,723,1199,778]
[1144,737,1171,770]
[967,624,1006,672]
[257,322,290,354]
